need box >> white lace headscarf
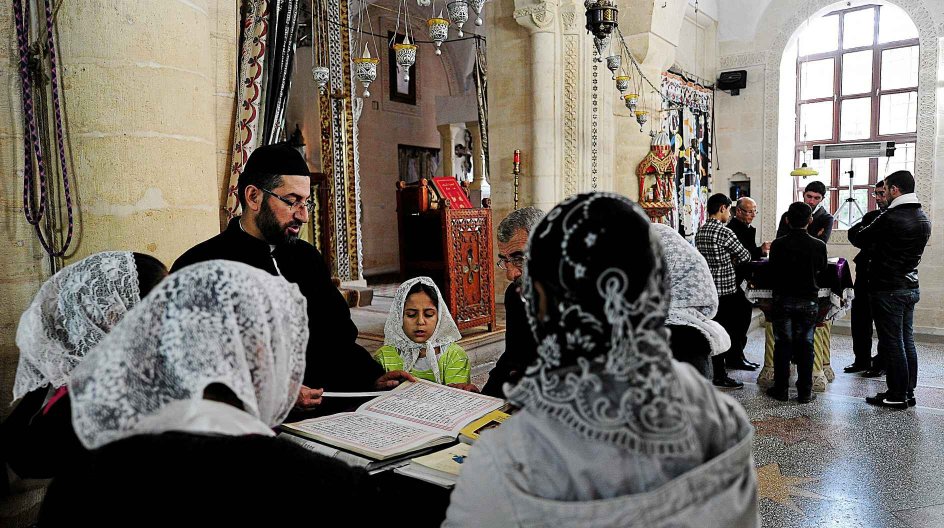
[650,223,731,356]
[507,192,698,455]
[13,251,141,402]
[67,260,308,450]
[382,276,461,383]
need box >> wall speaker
[717,70,747,95]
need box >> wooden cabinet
[396,179,496,332]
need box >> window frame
[794,4,918,225]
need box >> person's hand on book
[447,383,480,393]
[374,370,416,390]
[295,386,324,409]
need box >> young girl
[374,277,471,386]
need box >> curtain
[261,0,301,145]
[473,36,489,185]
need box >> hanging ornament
[592,34,611,62]
[584,0,619,40]
[352,45,379,98]
[417,0,432,5]
[312,66,330,93]
[468,0,486,26]
[615,75,630,94]
[623,93,639,112]
[428,14,450,55]
[605,55,621,79]
[394,34,418,82]
[447,1,469,37]
[635,110,648,131]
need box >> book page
[358,380,504,436]
[283,412,445,459]
[411,443,471,476]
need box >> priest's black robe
[481,283,538,398]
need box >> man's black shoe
[713,377,744,390]
[865,393,908,409]
[797,391,816,404]
[843,363,870,374]
[862,368,886,378]
[765,387,789,402]
[725,360,759,371]
[908,392,917,407]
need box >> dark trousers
[667,324,712,379]
[772,297,818,393]
[851,279,882,368]
[871,289,920,400]
[712,290,753,379]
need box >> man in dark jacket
[852,171,931,409]
[725,197,770,370]
[173,143,412,412]
[481,207,543,398]
[766,202,828,404]
[777,181,834,243]
[845,180,887,375]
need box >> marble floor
[729,328,944,527]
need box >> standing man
[726,197,771,370]
[845,180,887,375]
[777,181,834,243]
[172,143,413,412]
[481,207,543,398]
[766,202,828,403]
[854,171,931,409]
[696,193,752,389]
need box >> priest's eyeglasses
[261,188,315,213]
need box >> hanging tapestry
[660,72,713,242]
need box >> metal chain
[591,62,599,192]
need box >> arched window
[794,3,918,229]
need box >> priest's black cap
[241,142,311,179]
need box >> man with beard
[481,207,543,398]
[172,143,412,412]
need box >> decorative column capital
[514,0,560,33]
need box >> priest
[172,143,413,412]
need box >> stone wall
[0,0,237,415]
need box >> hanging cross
[461,249,480,284]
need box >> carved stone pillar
[514,0,561,212]
[466,121,485,207]
[437,123,462,177]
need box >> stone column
[466,120,485,206]
[437,123,461,177]
[515,0,560,212]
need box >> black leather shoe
[725,360,759,371]
[908,392,917,407]
[713,377,744,390]
[797,391,817,404]
[844,363,870,373]
[862,368,886,378]
[766,387,789,402]
[865,392,908,409]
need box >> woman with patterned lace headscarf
[39,261,378,525]
[651,222,731,378]
[445,193,758,528]
[1,251,167,480]
[374,277,474,390]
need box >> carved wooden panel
[443,208,496,331]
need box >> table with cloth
[743,257,854,391]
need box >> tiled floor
[731,328,944,527]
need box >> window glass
[841,51,872,95]
[879,91,917,135]
[843,8,875,49]
[878,4,918,44]
[881,142,915,178]
[881,46,919,90]
[800,101,834,141]
[840,98,871,140]
[799,15,839,56]
[838,157,871,187]
[801,59,835,100]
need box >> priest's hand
[447,383,480,393]
[374,370,416,390]
[761,241,771,255]
[295,386,324,409]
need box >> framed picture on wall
[388,31,417,105]
[398,145,440,184]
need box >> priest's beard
[257,199,302,245]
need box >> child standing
[375,277,471,387]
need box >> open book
[394,443,471,488]
[281,380,504,461]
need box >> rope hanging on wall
[13,0,75,262]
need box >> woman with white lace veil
[374,277,473,389]
[1,251,166,479]
[445,193,758,528]
[39,260,378,525]
[651,222,731,378]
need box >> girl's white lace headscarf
[507,192,698,455]
[67,260,308,450]
[650,223,731,356]
[382,276,461,383]
[14,251,141,402]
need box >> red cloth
[43,386,68,416]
